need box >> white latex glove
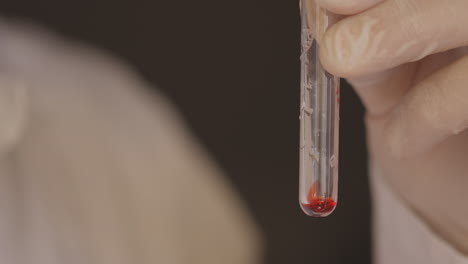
[316,0,468,253]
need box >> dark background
[2,1,371,263]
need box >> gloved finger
[377,55,468,158]
[319,0,468,78]
[316,0,385,15]
[346,64,415,116]
[348,47,468,116]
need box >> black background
[2,1,371,263]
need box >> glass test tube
[299,0,340,217]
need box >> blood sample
[299,0,340,217]
[301,182,337,215]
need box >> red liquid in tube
[300,182,337,216]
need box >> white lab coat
[371,163,468,263]
[0,20,262,264]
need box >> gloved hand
[316,0,468,253]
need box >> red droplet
[302,181,336,215]
[301,198,337,215]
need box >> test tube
[299,0,340,217]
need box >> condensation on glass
[299,0,340,217]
